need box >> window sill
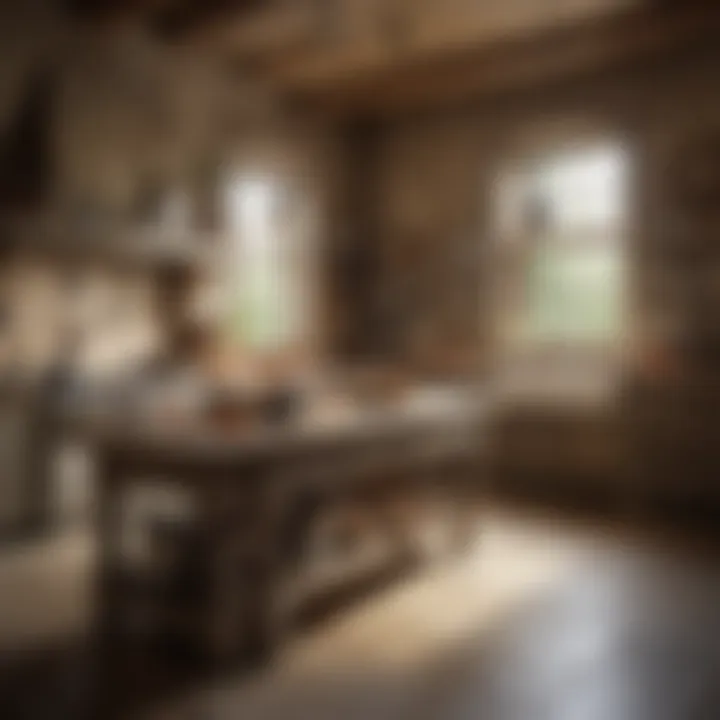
[494,350,622,409]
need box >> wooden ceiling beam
[65,0,177,22]
[65,0,269,39]
[152,0,268,39]
[278,1,720,117]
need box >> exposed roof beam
[64,0,177,21]
[152,0,267,39]
[65,0,269,38]
[188,1,321,62]
[278,1,720,117]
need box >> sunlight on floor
[0,509,594,720]
[282,510,582,675]
[167,509,587,720]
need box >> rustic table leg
[241,481,294,664]
[92,455,127,719]
[198,478,248,665]
[204,527,246,664]
[95,456,127,640]
[197,476,291,666]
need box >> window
[498,143,628,350]
[224,176,303,353]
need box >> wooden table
[90,394,485,666]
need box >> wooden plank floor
[2,507,720,719]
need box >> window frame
[491,135,632,366]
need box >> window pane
[507,143,627,349]
[524,244,622,344]
[534,145,627,229]
[225,177,296,351]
